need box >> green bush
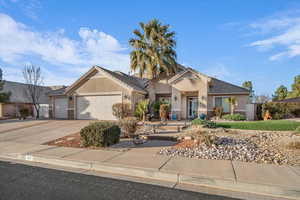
[262,102,300,120]
[203,121,217,129]
[151,101,163,117]
[222,114,246,121]
[191,119,217,128]
[19,107,30,119]
[191,119,207,126]
[119,117,138,138]
[80,122,120,147]
[295,126,300,134]
[112,103,132,119]
[134,99,149,121]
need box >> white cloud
[249,14,300,60]
[0,13,129,73]
[203,63,232,80]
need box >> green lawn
[216,120,300,131]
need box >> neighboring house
[48,65,250,120]
[0,81,52,118]
[273,97,300,103]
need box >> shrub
[222,114,246,121]
[203,121,217,129]
[295,126,300,134]
[191,119,217,128]
[19,107,30,119]
[213,107,223,119]
[112,103,132,119]
[191,119,207,126]
[135,99,149,122]
[151,101,163,118]
[262,102,300,120]
[80,121,120,147]
[119,117,138,138]
[159,103,169,121]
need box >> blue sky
[0,0,300,95]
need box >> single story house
[0,81,52,118]
[48,65,250,120]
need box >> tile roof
[209,78,250,94]
[96,66,148,93]
[1,81,51,104]
[47,86,68,96]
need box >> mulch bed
[45,133,103,150]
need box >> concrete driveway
[0,120,91,144]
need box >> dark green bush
[80,122,120,147]
[222,114,246,121]
[19,107,30,119]
[191,119,207,126]
[295,126,300,134]
[191,119,217,128]
[262,102,300,120]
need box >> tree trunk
[34,104,40,119]
[230,104,234,115]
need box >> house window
[214,97,230,113]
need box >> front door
[187,97,198,119]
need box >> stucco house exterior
[48,65,250,120]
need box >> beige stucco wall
[75,77,129,94]
[171,71,209,118]
[207,94,249,112]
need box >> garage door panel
[76,95,121,120]
[54,98,68,119]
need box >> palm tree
[226,97,238,115]
[129,19,177,79]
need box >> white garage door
[76,95,122,120]
[54,97,68,119]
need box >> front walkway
[0,141,299,199]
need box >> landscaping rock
[158,131,300,166]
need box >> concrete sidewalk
[0,141,300,200]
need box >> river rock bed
[158,130,300,166]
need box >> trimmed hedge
[222,114,246,121]
[80,121,120,147]
[262,102,300,120]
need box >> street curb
[1,153,299,200]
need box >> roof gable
[65,66,147,95]
[169,68,211,84]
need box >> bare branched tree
[23,64,43,119]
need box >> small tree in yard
[226,97,237,115]
[0,68,11,103]
[23,64,43,119]
[135,99,149,122]
[159,103,169,122]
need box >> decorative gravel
[158,131,300,165]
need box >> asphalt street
[0,160,242,200]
